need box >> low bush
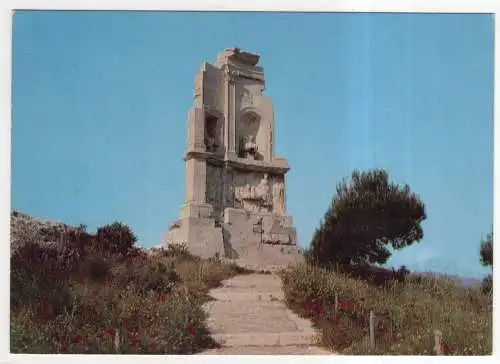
[95,222,138,256]
[112,258,181,295]
[162,243,200,262]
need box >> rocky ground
[9,211,79,255]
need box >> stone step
[219,274,284,289]
[199,345,334,355]
[210,287,284,295]
[209,291,284,302]
[204,300,302,334]
[210,332,318,347]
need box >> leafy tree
[309,169,426,267]
[479,230,493,294]
[480,230,493,267]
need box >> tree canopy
[480,230,493,268]
[479,229,493,294]
[309,169,426,267]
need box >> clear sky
[12,11,493,278]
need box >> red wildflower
[127,337,139,347]
[155,293,169,302]
[148,343,156,353]
[122,316,138,332]
[441,341,452,354]
[102,326,116,337]
[90,296,101,308]
[304,299,325,317]
[362,318,370,328]
[37,299,54,319]
[70,335,82,344]
[105,295,118,309]
[187,327,197,336]
[337,300,356,311]
[59,343,68,353]
[327,313,341,324]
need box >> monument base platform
[164,207,304,268]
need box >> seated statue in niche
[205,135,217,152]
[205,115,219,153]
[239,135,258,159]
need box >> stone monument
[164,48,303,269]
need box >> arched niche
[237,108,265,160]
[204,107,223,154]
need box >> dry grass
[280,263,492,355]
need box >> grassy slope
[280,263,492,355]
[10,212,251,354]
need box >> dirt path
[199,274,334,355]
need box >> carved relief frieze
[233,173,271,214]
[230,173,286,216]
[206,165,223,206]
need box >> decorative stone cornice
[183,151,225,167]
[221,62,265,85]
[216,48,260,67]
[225,159,289,175]
[184,150,290,174]
[229,63,264,83]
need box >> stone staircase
[199,274,334,355]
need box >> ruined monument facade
[165,48,302,268]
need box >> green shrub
[10,242,81,310]
[84,257,111,283]
[481,274,492,294]
[95,222,137,256]
[162,243,200,262]
[112,258,181,295]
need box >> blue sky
[12,11,493,278]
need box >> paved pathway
[199,273,334,355]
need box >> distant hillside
[409,271,481,288]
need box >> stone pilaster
[229,72,237,156]
[184,158,207,205]
[187,106,205,152]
